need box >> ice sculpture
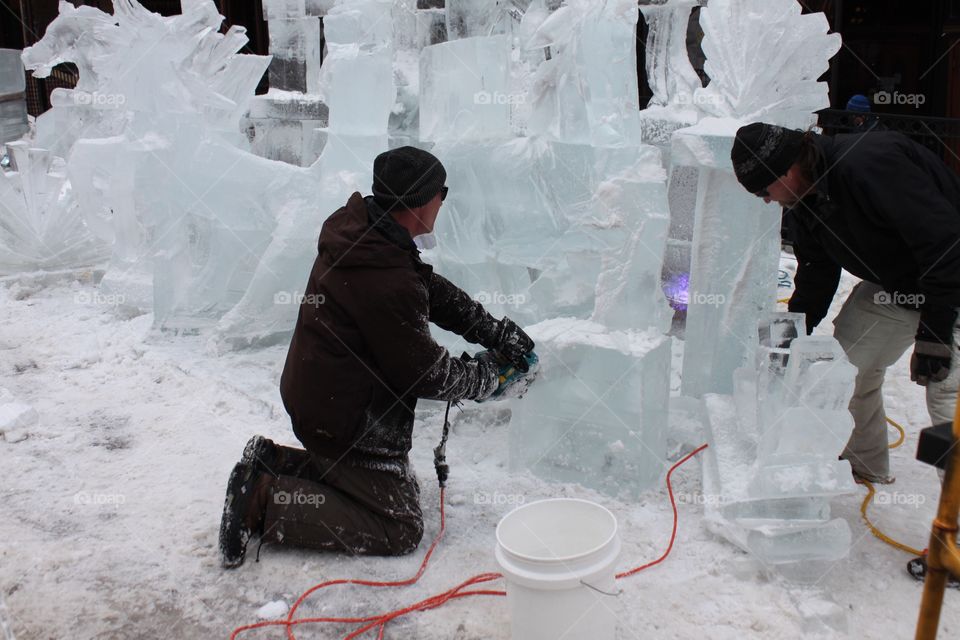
[660,0,839,363]
[668,0,840,397]
[216,0,396,346]
[0,49,29,145]
[16,0,271,301]
[0,141,107,275]
[693,0,841,130]
[700,312,859,578]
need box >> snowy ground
[1,260,957,639]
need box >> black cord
[433,400,452,488]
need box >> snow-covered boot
[219,462,271,569]
[241,435,311,477]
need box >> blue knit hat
[846,94,872,113]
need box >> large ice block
[323,0,395,47]
[419,35,512,142]
[263,0,307,20]
[509,318,673,497]
[445,0,511,40]
[268,17,323,94]
[525,0,642,146]
[0,49,29,145]
[745,518,852,566]
[319,46,395,135]
[244,91,329,166]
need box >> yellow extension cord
[860,417,926,557]
[776,295,922,555]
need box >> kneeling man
[219,147,535,567]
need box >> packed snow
[0,265,956,638]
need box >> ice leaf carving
[693,0,841,128]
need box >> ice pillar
[671,121,781,397]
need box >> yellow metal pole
[915,390,960,640]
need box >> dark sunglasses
[754,187,770,198]
[440,186,449,202]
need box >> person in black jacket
[732,123,960,484]
[217,147,535,567]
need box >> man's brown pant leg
[260,455,424,556]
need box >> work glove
[492,317,535,373]
[910,340,953,386]
[469,350,502,400]
[472,351,540,401]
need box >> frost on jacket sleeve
[847,150,960,344]
[426,271,501,347]
[352,270,497,402]
[789,215,842,334]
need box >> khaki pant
[260,446,424,556]
[833,281,960,478]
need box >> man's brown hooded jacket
[280,193,500,473]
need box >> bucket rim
[495,497,619,563]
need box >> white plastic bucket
[495,498,621,640]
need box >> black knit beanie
[731,123,805,193]
[372,146,447,211]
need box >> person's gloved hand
[469,350,501,399]
[910,340,953,386]
[471,351,540,401]
[493,317,535,373]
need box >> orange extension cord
[230,443,709,640]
